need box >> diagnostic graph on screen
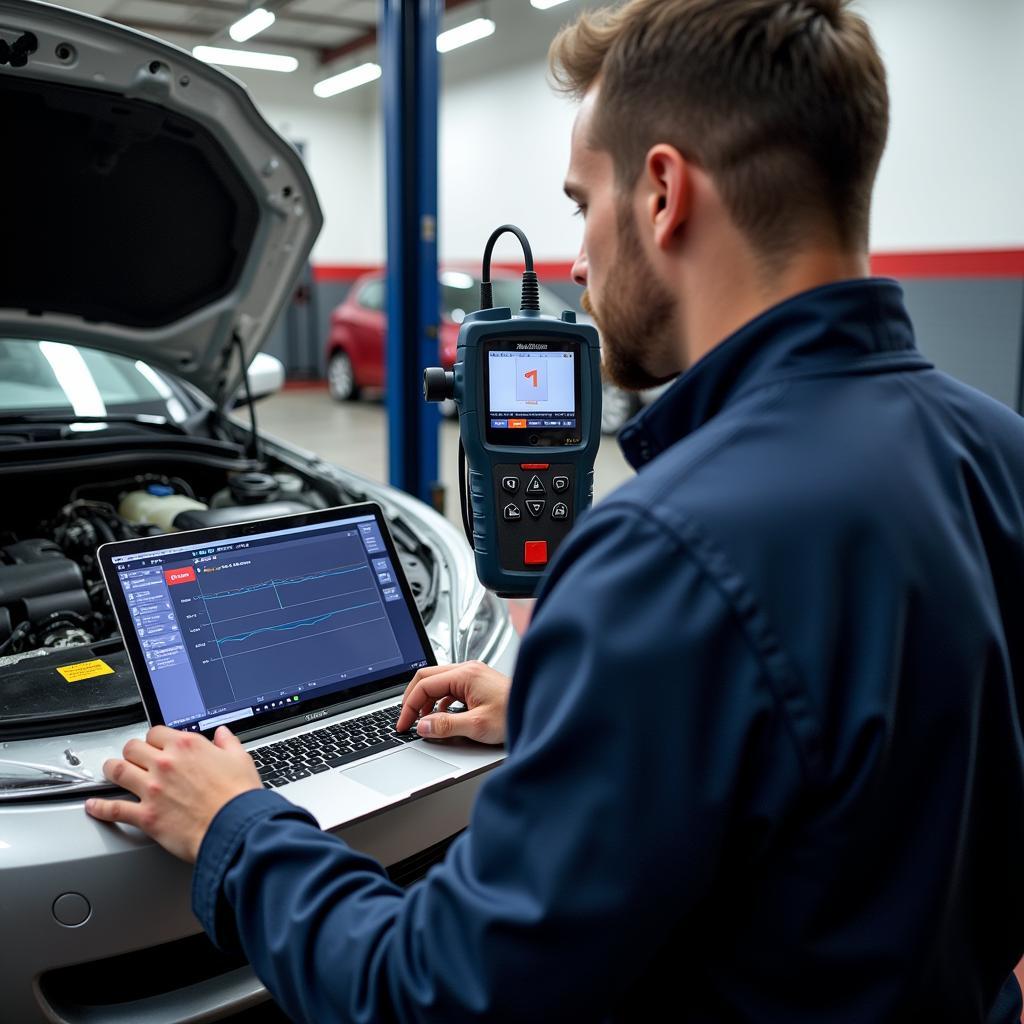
[180,530,402,707]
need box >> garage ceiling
[51,1,594,76]
[69,0,480,65]
[77,0,375,63]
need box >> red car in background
[325,270,643,434]
[324,270,568,404]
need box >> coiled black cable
[480,224,540,313]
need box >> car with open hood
[0,4,517,1020]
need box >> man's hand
[85,725,261,863]
[396,661,511,746]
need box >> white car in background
[0,4,516,1021]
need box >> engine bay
[0,465,334,657]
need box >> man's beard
[581,208,681,392]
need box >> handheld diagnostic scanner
[425,225,602,597]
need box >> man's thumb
[417,712,468,740]
[214,725,243,750]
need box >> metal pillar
[381,0,442,506]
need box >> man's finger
[214,725,243,750]
[397,673,467,731]
[85,796,146,829]
[146,725,178,749]
[401,664,453,704]
[417,709,481,741]
[122,738,158,769]
[102,757,149,796]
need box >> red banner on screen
[164,566,197,586]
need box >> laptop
[97,502,505,831]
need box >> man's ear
[644,145,691,252]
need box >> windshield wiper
[0,413,189,436]
[0,757,98,794]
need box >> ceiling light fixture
[192,45,298,72]
[530,0,573,8]
[314,61,382,98]
[229,8,276,43]
[436,17,495,53]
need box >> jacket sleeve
[192,502,803,1024]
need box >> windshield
[0,340,189,422]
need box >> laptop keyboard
[252,706,420,789]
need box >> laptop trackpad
[343,747,458,795]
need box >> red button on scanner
[524,541,549,566]
[520,463,549,471]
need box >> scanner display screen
[485,337,582,447]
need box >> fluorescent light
[441,270,475,290]
[314,62,382,98]
[437,18,495,53]
[531,0,573,8]
[192,46,298,72]
[229,7,275,43]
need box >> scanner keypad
[493,463,577,572]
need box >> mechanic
[87,1,1024,1020]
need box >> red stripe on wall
[869,250,1024,278]
[312,250,1024,283]
[313,264,379,283]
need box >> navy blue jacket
[193,279,1024,1023]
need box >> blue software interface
[488,349,577,430]
[109,515,430,731]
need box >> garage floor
[256,386,638,534]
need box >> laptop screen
[104,508,432,734]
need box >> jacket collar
[618,277,929,469]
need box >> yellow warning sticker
[57,659,115,683]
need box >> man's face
[565,91,681,392]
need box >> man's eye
[572,205,587,218]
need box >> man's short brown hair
[551,0,889,260]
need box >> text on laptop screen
[109,515,430,731]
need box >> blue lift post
[381,0,443,508]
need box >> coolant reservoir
[119,486,207,533]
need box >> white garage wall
[438,59,579,265]
[861,0,1024,253]
[228,0,1024,266]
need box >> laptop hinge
[236,684,407,744]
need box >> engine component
[0,561,85,606]
[273,472,306,500]
[172,501,312,531]
[33,611,94,649]
[1,539,68,564]
[0,542,92,648]
[0,639,143,741]
[228,471,280,505]
[209,472,317,509]
[0,466,331,658]
[118,486,207,532]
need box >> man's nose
[571,248,588,287]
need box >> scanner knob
[423,367,455,403]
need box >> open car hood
[0,1,322,401]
